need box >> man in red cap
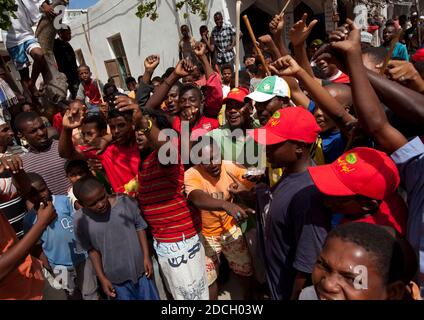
[247,107,331,300]
[308,147,407,235]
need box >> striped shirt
[138,151,200,243]
[0,177,27,238]
[21,139,71,195]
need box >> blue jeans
[113,275,160,300]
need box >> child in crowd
[65,159,92,210]
[24,172,98,300]
[76,65,102,115]
[73,176,158,300]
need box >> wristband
[139,120,153,133]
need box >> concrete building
[63,0,413,89]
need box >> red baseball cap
[308,147,400,201]
[248,107,321,145]
[223,87,249,105]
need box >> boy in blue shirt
[24,172,98,300]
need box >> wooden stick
[416,0,422,47]
[380,30,402,75]
[243,15,270,76]
[82,24,104,103]
[279,0,292,17]
[235,1,241,87]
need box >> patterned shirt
[211,23,236,64]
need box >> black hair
[199,25,208,33]
[327,222,405,285]
[107,77,115,84]
[162,67,175,80]
[27,172,45,185]
[78,65,91,72]
[385,20,396,28]
[238,70,251,90]
[152,76,163,84]
[107,108,134,123]
[170,81,184,92]
[138,75,143,83]
[73,176,103,203]
[362,46,388,66]
[81,114,108,132]
[221,64,233,73]
[14,111,40,132]
[58,24,71,32]
[246,64,258,75]
[140,108,172,130]
[65,159,90,174]
[255,52,271,67]
[214,11,222,18]
[179,83,202,101]
[125,76,136,85]
[103,83,118,96]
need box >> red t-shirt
[138,150,201,243]
[327,71,351,84]
[52,112,63,134]
[83,80,102,105]
[342,193,407,235]
[80,143,140,196]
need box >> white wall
[68,0,231,82]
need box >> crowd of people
[0,1,424,301]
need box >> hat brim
[248,128,288,146]
[223,96,244,105]
[246,91,276,103]
[308,165,356,197]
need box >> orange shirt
[184,162,254,237]
[0,213,44,300]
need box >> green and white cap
[246,76,291,103]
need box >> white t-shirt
[2,0,45,48]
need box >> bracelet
[139,120,153,133]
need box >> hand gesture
[41,3,57,19]
[180,106,198,122]
[289,13,318,47]
[87,158,103,171]
[174,59,195,78]
[36,201,57,227]
[62,109,84,130]
[329,19,361,56]
[222,201,253,222]
[115,95,142,123]
[100,278,117,299]
[144,256,154,279]
[144,55,160,72]
[269,14,285,36]
[386,60,421,83]
[0,154,23,174]
[193,41,207,58]
[269,55,302,77]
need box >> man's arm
[291,272,309,300]
[0,202,56,281]
[145,59,194,111]
[331,21,408,154]
[367,69,424,125]
[269,14,289,56]
[290,14,318,79]
[271,56,355,135]
[142,55,160,86]
[136,229,153,278]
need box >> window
[75,49,86,66]
[107,34,131,89]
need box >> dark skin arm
[193,42,214,81]
[187,190,252,221]
[137,229,153,279]
[270,56,355,135]
[142,55,160,85]
[330,20,408,154]
[367,69,424,126]
[89,249,116,299]
[291,271,309,300]
[58,109,86,160]
[0,201,56,281]
[290,14,318,79]
[258,35,282,61]
[144,59,194,111]
[269,14,289,56]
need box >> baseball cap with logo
[223,87,249,105]
[246,76,291,103]
[308,147,400,201]
[248,107,321,145]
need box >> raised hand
[329,19,361,56]
[193,41,207,58]
[269,14,285,36]
[62,109,84,130]
[36,201,57,227]
[144,55,160,72]
[289,13,318,47]
[174,59,195,78]
[115,95,142,123]
[0,154,24,174]
[269,55,302,77]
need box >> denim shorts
[113,275,160,300]
[7,38,41,71]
